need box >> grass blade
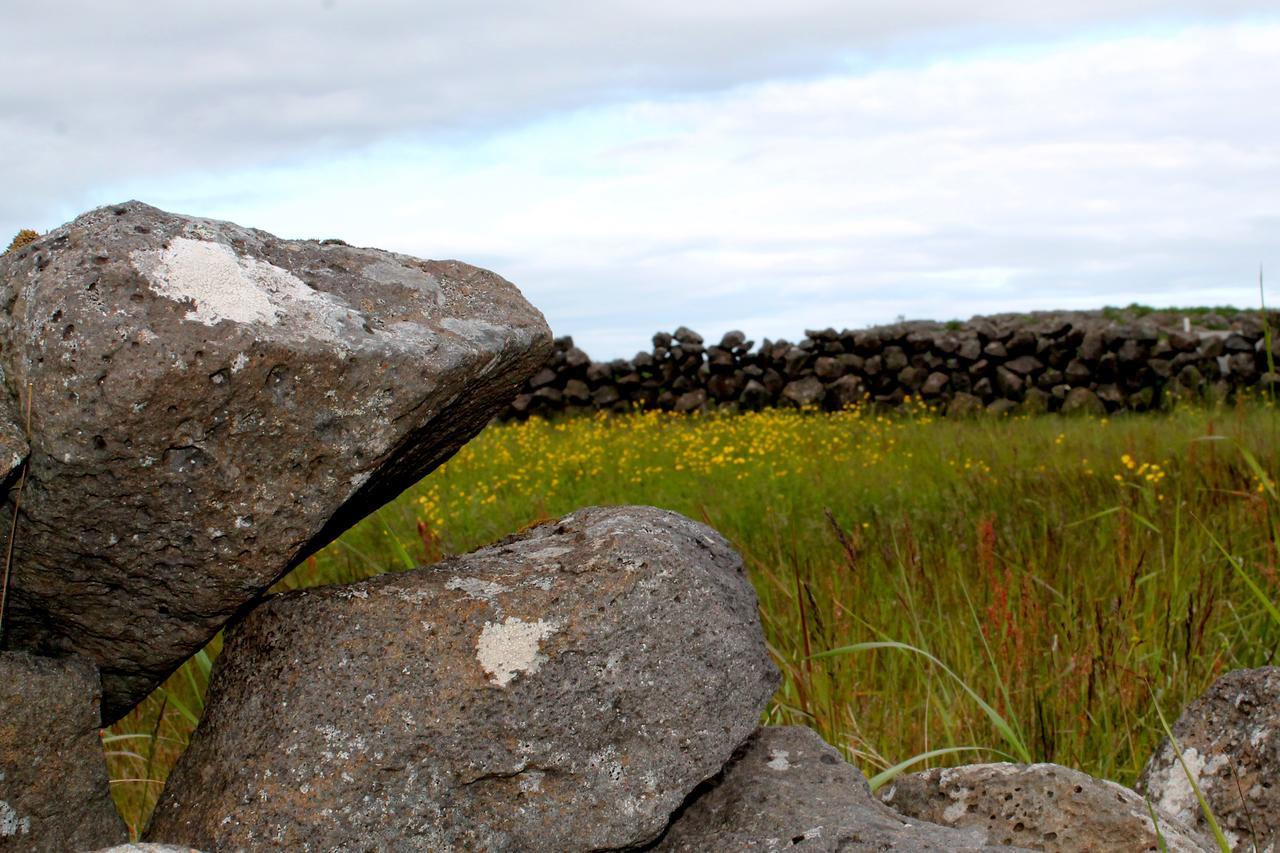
[867,745,1008,792]
[1152,699,1231,852]
[812,640,1032,763]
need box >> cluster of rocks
[507,316,1280,419]
[2,204,1277,851]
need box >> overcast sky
[4,2,1278,357]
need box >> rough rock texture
[91,847,203,852]
[881,762,1206,852]
[656,727,1025,851]
[0,391,26,489]
[1138,666,1280,851]
[505,311,1279,420]
[0,651,127,851]
[147,506,778,851]
[0,202,551,721]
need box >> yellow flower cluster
[1113,453,1168,501]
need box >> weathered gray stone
[782,376,825,407]
[657,727,1025,851]
[147,506,777,851]
[921,371,950,396]
[1138,667,1280,851]
[882,762,1206,852]
[986,398,1019,417]
[948,392,985,417]
[1061,386,1106,416]
[1004,355,1044,376]
[0,652,127,851]
[674,387,707,413]
[0,202,551,721]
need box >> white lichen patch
[476,616,558,687]
[1149,747,1226,820]
[942,789,973,824]
[587,745,625,784]
[766,749,792,771]
[0,800,30,837]
[360,259,441,296]
[231,352,250,373]
[446,576,511,602]
[517,769,545,794]
[525,545,574,562]
[134,238,316,326]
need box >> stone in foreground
[656,727,1025,851]
[1138,666,1280,851]
[147,506,778,851]
[0,202,551,721]
[882,762,1206,852]
[0,652,127,851]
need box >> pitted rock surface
[0,652,127,851]
[91,846,204,852]
[1138,666,1280,851]
[0,201,551,721]
[146,506,778,851]
[881,762,1206,852]
[0,390,26,490]
[656,727,1026,851]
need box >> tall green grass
[106,398,1278,837]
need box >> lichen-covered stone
[881,762,1206,852]
[0,651,127,851]
[147,506,777,851]
[1138,666,1280,851]
[657,727,1026,851]
[0,201,551,721]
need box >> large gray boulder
[1138,667,1280,851]
[146,506,778,851]
[0,651,128,851]
[881,762,1206,852]
[0,201,551,721]
[657,727,1026,851]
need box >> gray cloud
[3,0,1275,235]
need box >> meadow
[105,397,1278,837]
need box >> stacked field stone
[506,315,1279,419]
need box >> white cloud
[4,9,1278,356]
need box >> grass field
[105,397,1278,838]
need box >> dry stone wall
[506,314,1280,419]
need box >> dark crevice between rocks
[623,736,749,852]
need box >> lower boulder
[146,506,778,851]
[0,651,127,852]
[656,727,1024,851]
[881,762,1205,852]
[1137,666,1280,851]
